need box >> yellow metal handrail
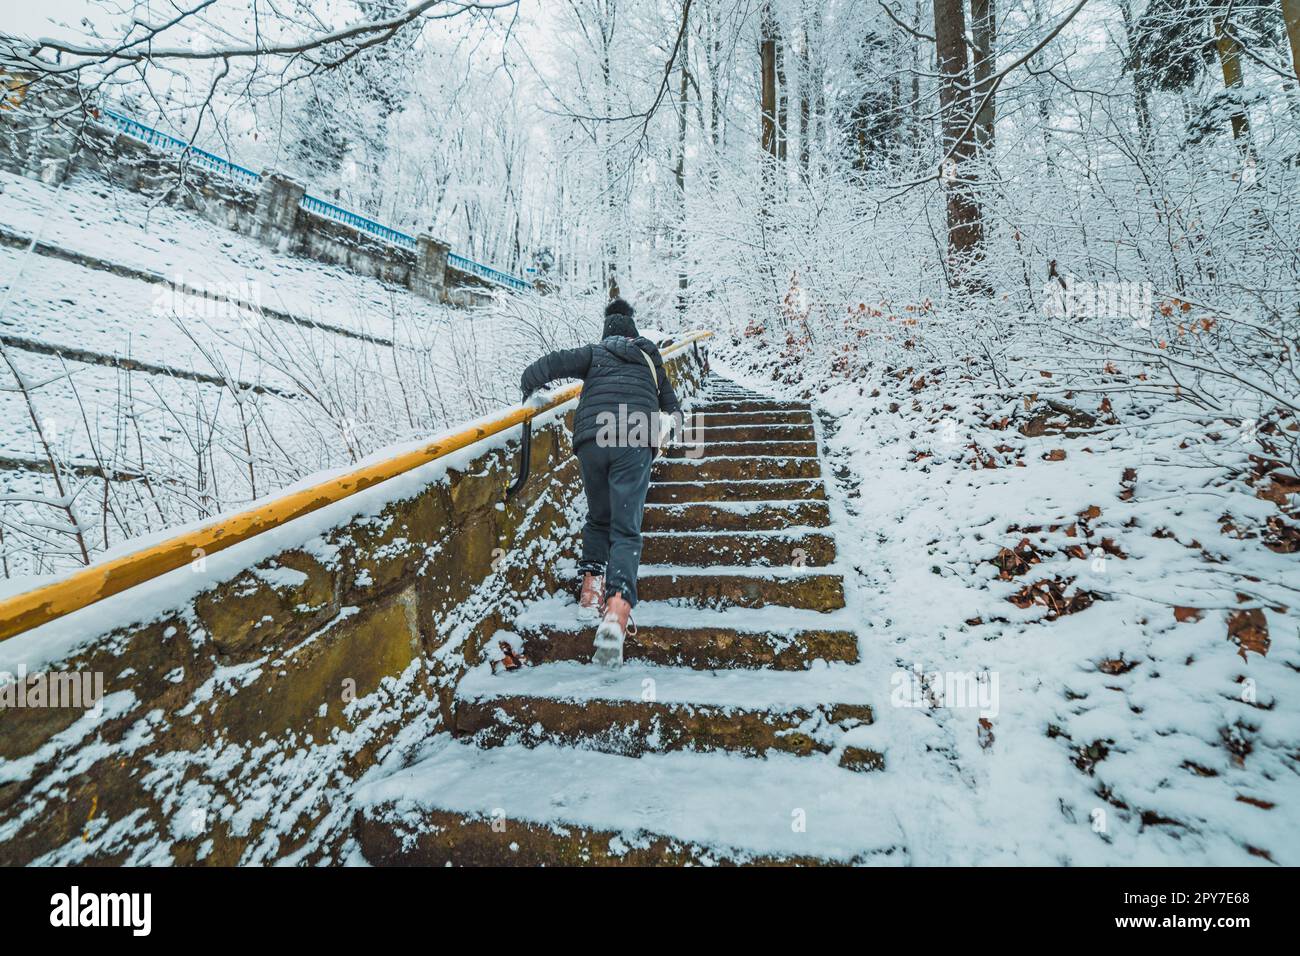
[0,331,713,642]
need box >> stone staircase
[355,376,897,865]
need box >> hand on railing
[523,387,561,412]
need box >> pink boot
[593,592,634,668]
[578,573,605,620]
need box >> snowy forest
[1,0,1298,578]
[0,0,1297,868]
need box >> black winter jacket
[520,335,682,450]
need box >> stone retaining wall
[0,71,497,303]
[0,345,708,864]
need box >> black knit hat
[602,298,638,338]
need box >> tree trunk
[889,28,903,165]
[1117,0,1154,157]
[760,3,778,160]
[1283,0,1300,85]
[1213,16,1253,149]
[776,22,788,163]
[760,0,779,223]
[709,10,721,150]
[599,10,619,293]
[813,5,826,172]
[799,14,811,178]
[932,0,986,290]
[970,0,996,153]
[911,0,924,159]
[677,20,689,312]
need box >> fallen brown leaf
[1227,607,1269,660]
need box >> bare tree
[932,0,986,290]
[970,0,996,153]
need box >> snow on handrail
[95,106,527,290]
[0,331,714,642]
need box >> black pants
[574,442,654,606]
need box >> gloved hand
[653,412,676,459]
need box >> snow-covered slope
[661,335,1298,865]
[0,168,591,582]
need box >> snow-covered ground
[1,171,426,334]
[333,351,1297,865]
[0,168,600,582]
[3,164,1294,866]
[668,336,1298,865]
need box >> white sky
[4,0,546,47]
[7,0,125,44]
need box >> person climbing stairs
[355,374,897,865]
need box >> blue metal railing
[100,108,262,188]
[448,251,529,291]
[299,193,418,250]
[95,106,529,291]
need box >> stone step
[641,530,836,566]
[453,663,875,764]
[651,456,822,482]
[645,479,825,504]
[694,424,817,443]
[455,695,853,760]
[512,598,856,669]
[357,805,841,866]
[693,400,811,415]
[642,500,831,532]
[636,567,846,610]
[354,743,902,865]
[664,441,818,458]
[692,410,814,427]
[518,622,857,670]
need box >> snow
[0,167,609,583]
[0,171,428,336]
[637,563,842,578]
[0,395,576,675]
[665,348,1299,866]
[5,32,1298,865]
[355,739,905,863]
[344,358,1296,866]
[458,658,875,710]
[515,593,856,634]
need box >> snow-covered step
[460,657,874,710]
[452,661,878,766]
[512,595,857,669]
[664,440,818,459]
[354,742,903,865]
[645,478,825,504]
[695,423,817,443]
[694,400,812,415]
[704,392,783,402]
[692,409,814,426]
[652,455,822,482]
[641,528,837,567]
[699,395,785,406]
[642,500,831,532]
[637,565,846,610]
